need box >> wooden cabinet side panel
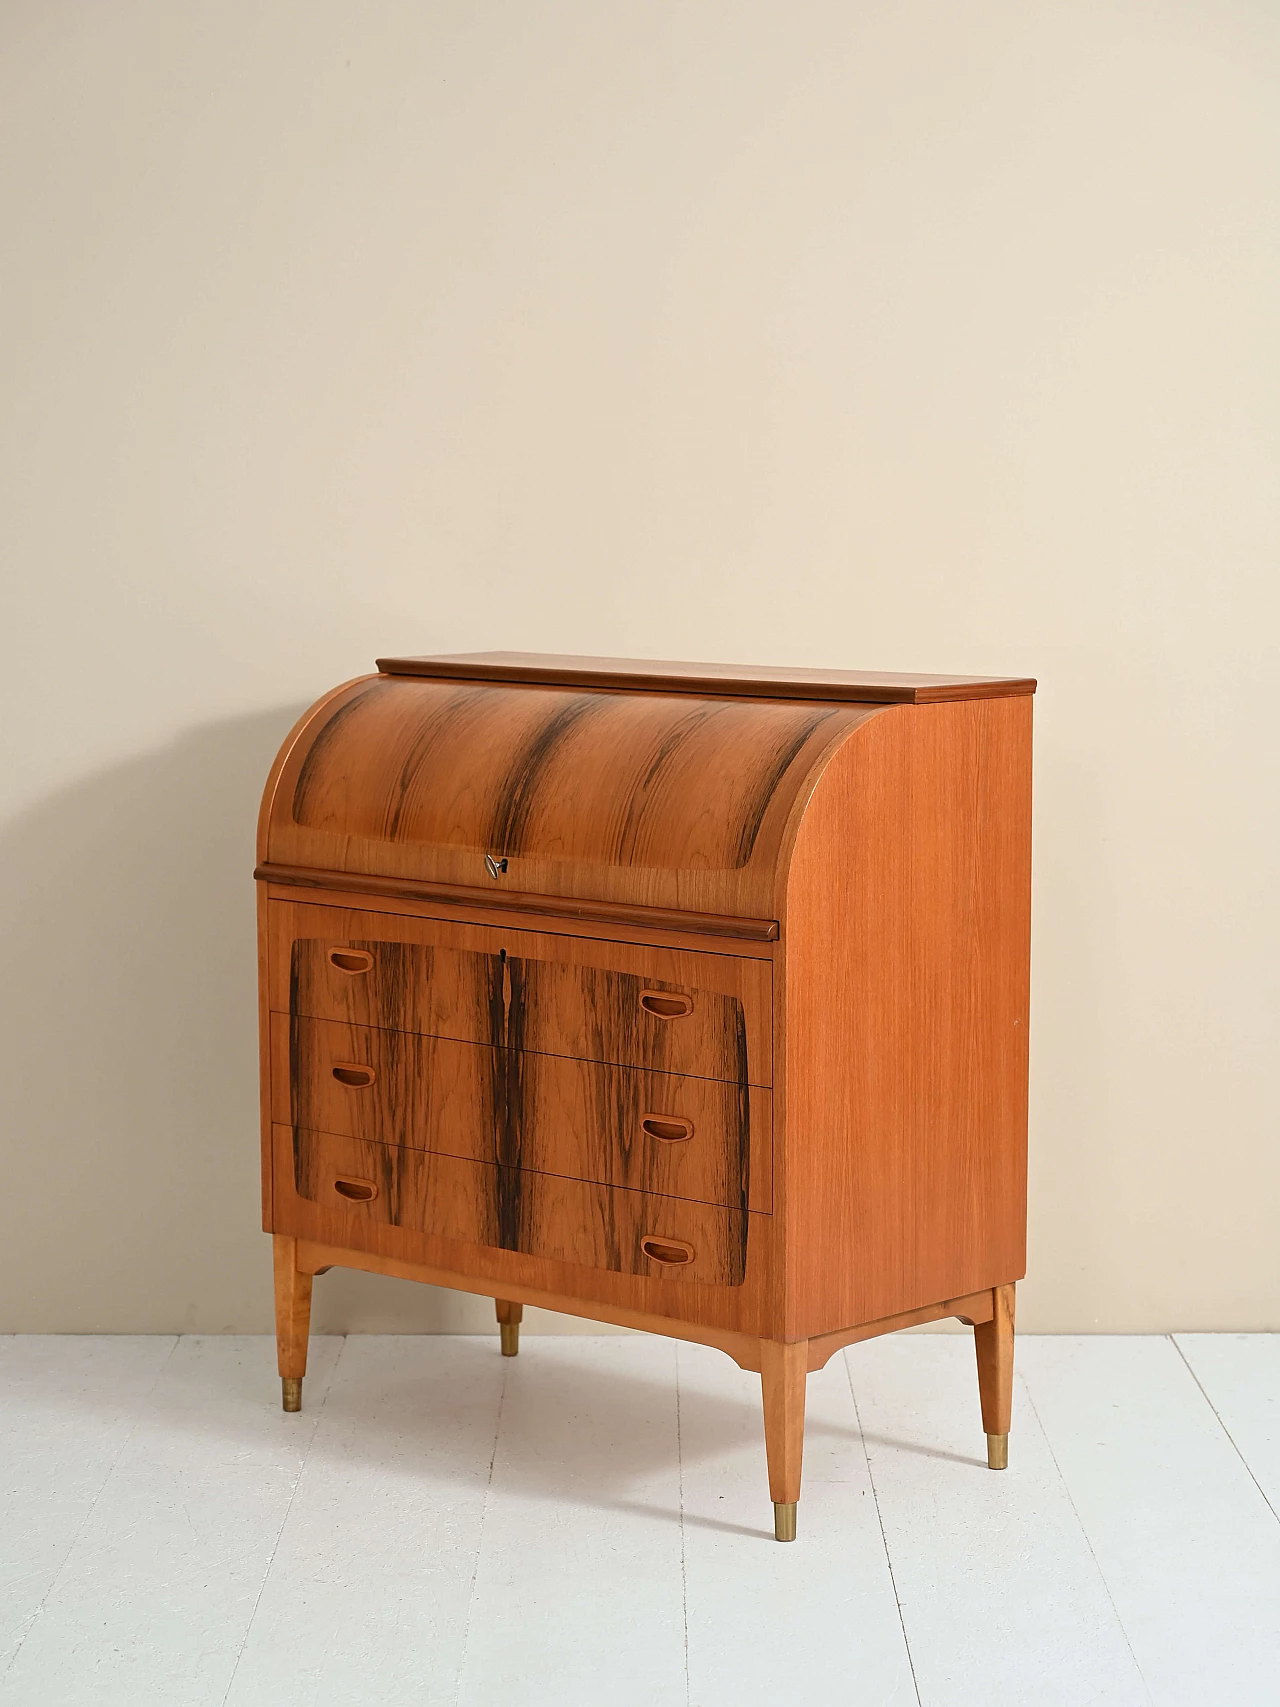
[779,698,1032,1338]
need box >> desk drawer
[284,1126,749,1287]
[272,1013,770,1212]
[270,900,772,1086]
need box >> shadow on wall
[0,706,547,1334]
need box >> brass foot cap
[282,1377,302,1413]
[773,1501,797,1542]
[986,1431,1008,1470]
[499,1324,520,1357]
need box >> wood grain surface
[804,1289,995,1371]
[283,1239,999,1379]
[271,1234,311,1380]
[262,879,780,958]
[760,1339,807,1505]
[258,652,1036,1473]
[272,1126,779,1333]
[291,1237,768,1367]
[777,695,1032,1338]
[273,1013,771,1212]
[256,885,275,1231]
[258,863,779,941]
[376,651,1038,704]
[282,1126,750,1287]
[975,1282,1016,1436]
[261,674,879,918]
[270,900,772,1085]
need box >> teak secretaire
[257,651,1034,1541]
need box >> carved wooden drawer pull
[328,948,373,975]
[333,1176,378,1202]
[639,990,694,1019]
[641,1114,694,1143]
[331,1063,376,1089]
[640,1236,695,1266]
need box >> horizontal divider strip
[289,1124,770,1216]
[275,1008,772,1089]
[256,862,779,942]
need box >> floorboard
[224,1336,506,1707]
[455,1336,687,1707]
[0,1333,1275,1706]
[1018,1335,1280,1707]
[1173,1333,1280,1520]
[0,1336,341,1707]
[677,1342,917,1707]
[847,1335,1151,1707]
[0,1336,177,1672]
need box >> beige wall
[2,2,1277,1334]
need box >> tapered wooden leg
[761,1339,807,1541]
[496,1298,523,1356]
[974,1283,1015,1468]
[273,1234,313,1412]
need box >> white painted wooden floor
[1,1334,1276,1706]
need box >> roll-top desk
[257,651,1034,1541]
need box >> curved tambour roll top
[258,671,881,922]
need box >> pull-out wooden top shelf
[375,650,1037,705]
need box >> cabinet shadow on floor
[7,1328,994,1536]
